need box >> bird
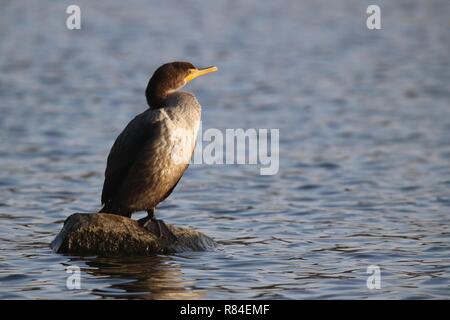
[99,61,218,240]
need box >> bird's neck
[145,78,176,109]
[145,88,168,109]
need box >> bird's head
[145,61,218,109]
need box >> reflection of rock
[80,255,205,299]
[51,213,216,255]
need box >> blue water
[0,0,449,299]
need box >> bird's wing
[101,110,164,205]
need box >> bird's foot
[139,217,178,242]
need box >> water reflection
[0,0,450,299]
[75,255,205,299]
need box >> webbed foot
[139,217,178,242]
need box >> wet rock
[51,213,216,255]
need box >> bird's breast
[158,103,201,167]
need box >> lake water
[0,0,449,299]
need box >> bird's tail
[98,204,130,217]
[98,205,111,213]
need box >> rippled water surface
[1,0,449,299]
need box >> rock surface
[51,213,216,255]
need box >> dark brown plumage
[98,61,217,239]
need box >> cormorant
[99,61,218,240]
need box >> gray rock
[51,213,216,255]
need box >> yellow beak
[184,66,218,83]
